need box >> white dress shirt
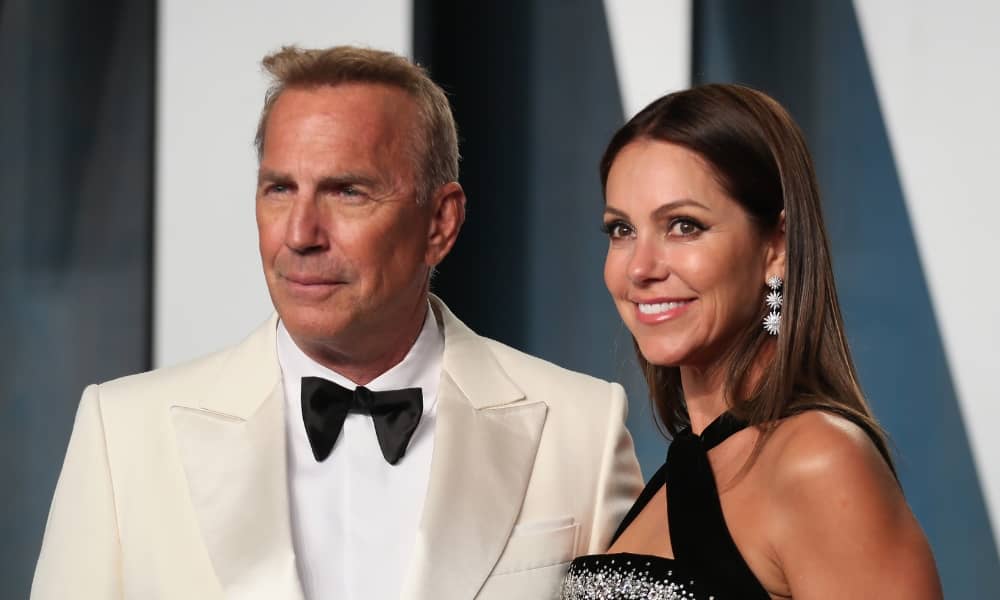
[277,307,444,600]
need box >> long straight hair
[601,84,892,469]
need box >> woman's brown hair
[601,84,893,469]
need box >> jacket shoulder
[92,317,278,411]
[96,345,231,399]
[480,337,622,402]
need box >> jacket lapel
[401,298,548,600]
[171,317,304,600]
[171,301,544,600]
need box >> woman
[561,85,941,599]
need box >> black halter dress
[560,412,770,599]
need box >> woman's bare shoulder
[763,409,889,489]
[754,409,941,598]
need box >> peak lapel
[401,298,548,600]
[171,317,304,600]
[402,376,547,600]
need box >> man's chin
[280,315,355,354]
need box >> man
[32,46,642,599]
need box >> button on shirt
[277,308,443,600]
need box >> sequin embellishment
[560,556,702,599]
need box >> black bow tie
[300,377,423,466]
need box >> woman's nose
[627,236,668,285]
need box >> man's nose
[285,195,328,253]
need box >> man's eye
[337,184,369,200]
[266,184,289,194]
[601,220,634,240]
[668,218,705,237]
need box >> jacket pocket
[491,519,579,575]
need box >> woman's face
[603,140,784,369]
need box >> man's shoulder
[478,336,620,399]
[93,317,278,409]
[469,335,630,442]
[98,344,233,395]
[434,296,619,399]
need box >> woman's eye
[668,218,704,237]
[601,220,634,240]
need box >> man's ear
[765,210,786,281]
[425,182,466,267]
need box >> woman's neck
[680,363,730,435]
[680,342,775,434]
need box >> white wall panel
[602,0,691,119]
[854,0,1000,549]
[156,1,410,366]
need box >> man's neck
[294,303,430,386]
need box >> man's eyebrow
[257,168,292,185]
[315,173,379,189]
[256,170,381,190]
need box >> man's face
[256,83,435,368]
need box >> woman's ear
[765,210,786,280]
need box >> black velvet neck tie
[300,376,423,466]
[666,412,763,598]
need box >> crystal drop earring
[763,275,783,335]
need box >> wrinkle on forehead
[261,84,422,194]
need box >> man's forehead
[265,85,415,144]
[273,83,416,121]
[260,84,421,177]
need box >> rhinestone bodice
[560,412,770,600]
[560,553,706,599]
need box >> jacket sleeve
[32,385,123,599]
[586,382,644,553]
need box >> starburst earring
[763,275,783,336]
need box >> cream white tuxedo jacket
[32,298,643,599]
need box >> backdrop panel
[854,0,1000,555]
[0,0,154,596]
